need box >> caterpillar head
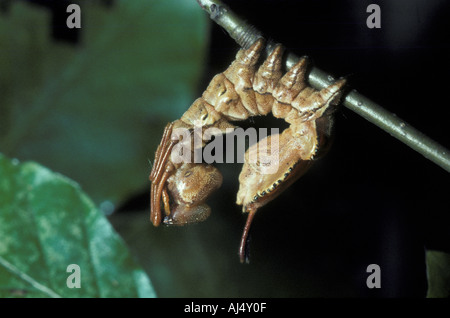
[164,163,223,225]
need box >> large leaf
[0,0,208,206]
[0,153,156,298]
[426,250,450,298]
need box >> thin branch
[196,0,450,173]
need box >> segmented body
[177,38,345,211]
[150,38,346,262]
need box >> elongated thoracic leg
[150,119,224,227]
[150,122,177,226]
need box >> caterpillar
[149,38,346,263]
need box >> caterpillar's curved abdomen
[151,38,347,263]
[174,38,346,215]
[200,38,346,125]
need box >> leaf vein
[0,256,61,298]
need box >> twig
[196,0,450,173]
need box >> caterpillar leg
[150,122,177,226]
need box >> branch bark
[196,0,450,173]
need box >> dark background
[16,0,449,297]
[179,0,450,297]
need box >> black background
[196,0,450,297]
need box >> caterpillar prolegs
[149,38,346,263]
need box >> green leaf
[0,153,156,298]
[0,0,208,205]
[426,250,450,298]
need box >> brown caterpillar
[149,38,346,263]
